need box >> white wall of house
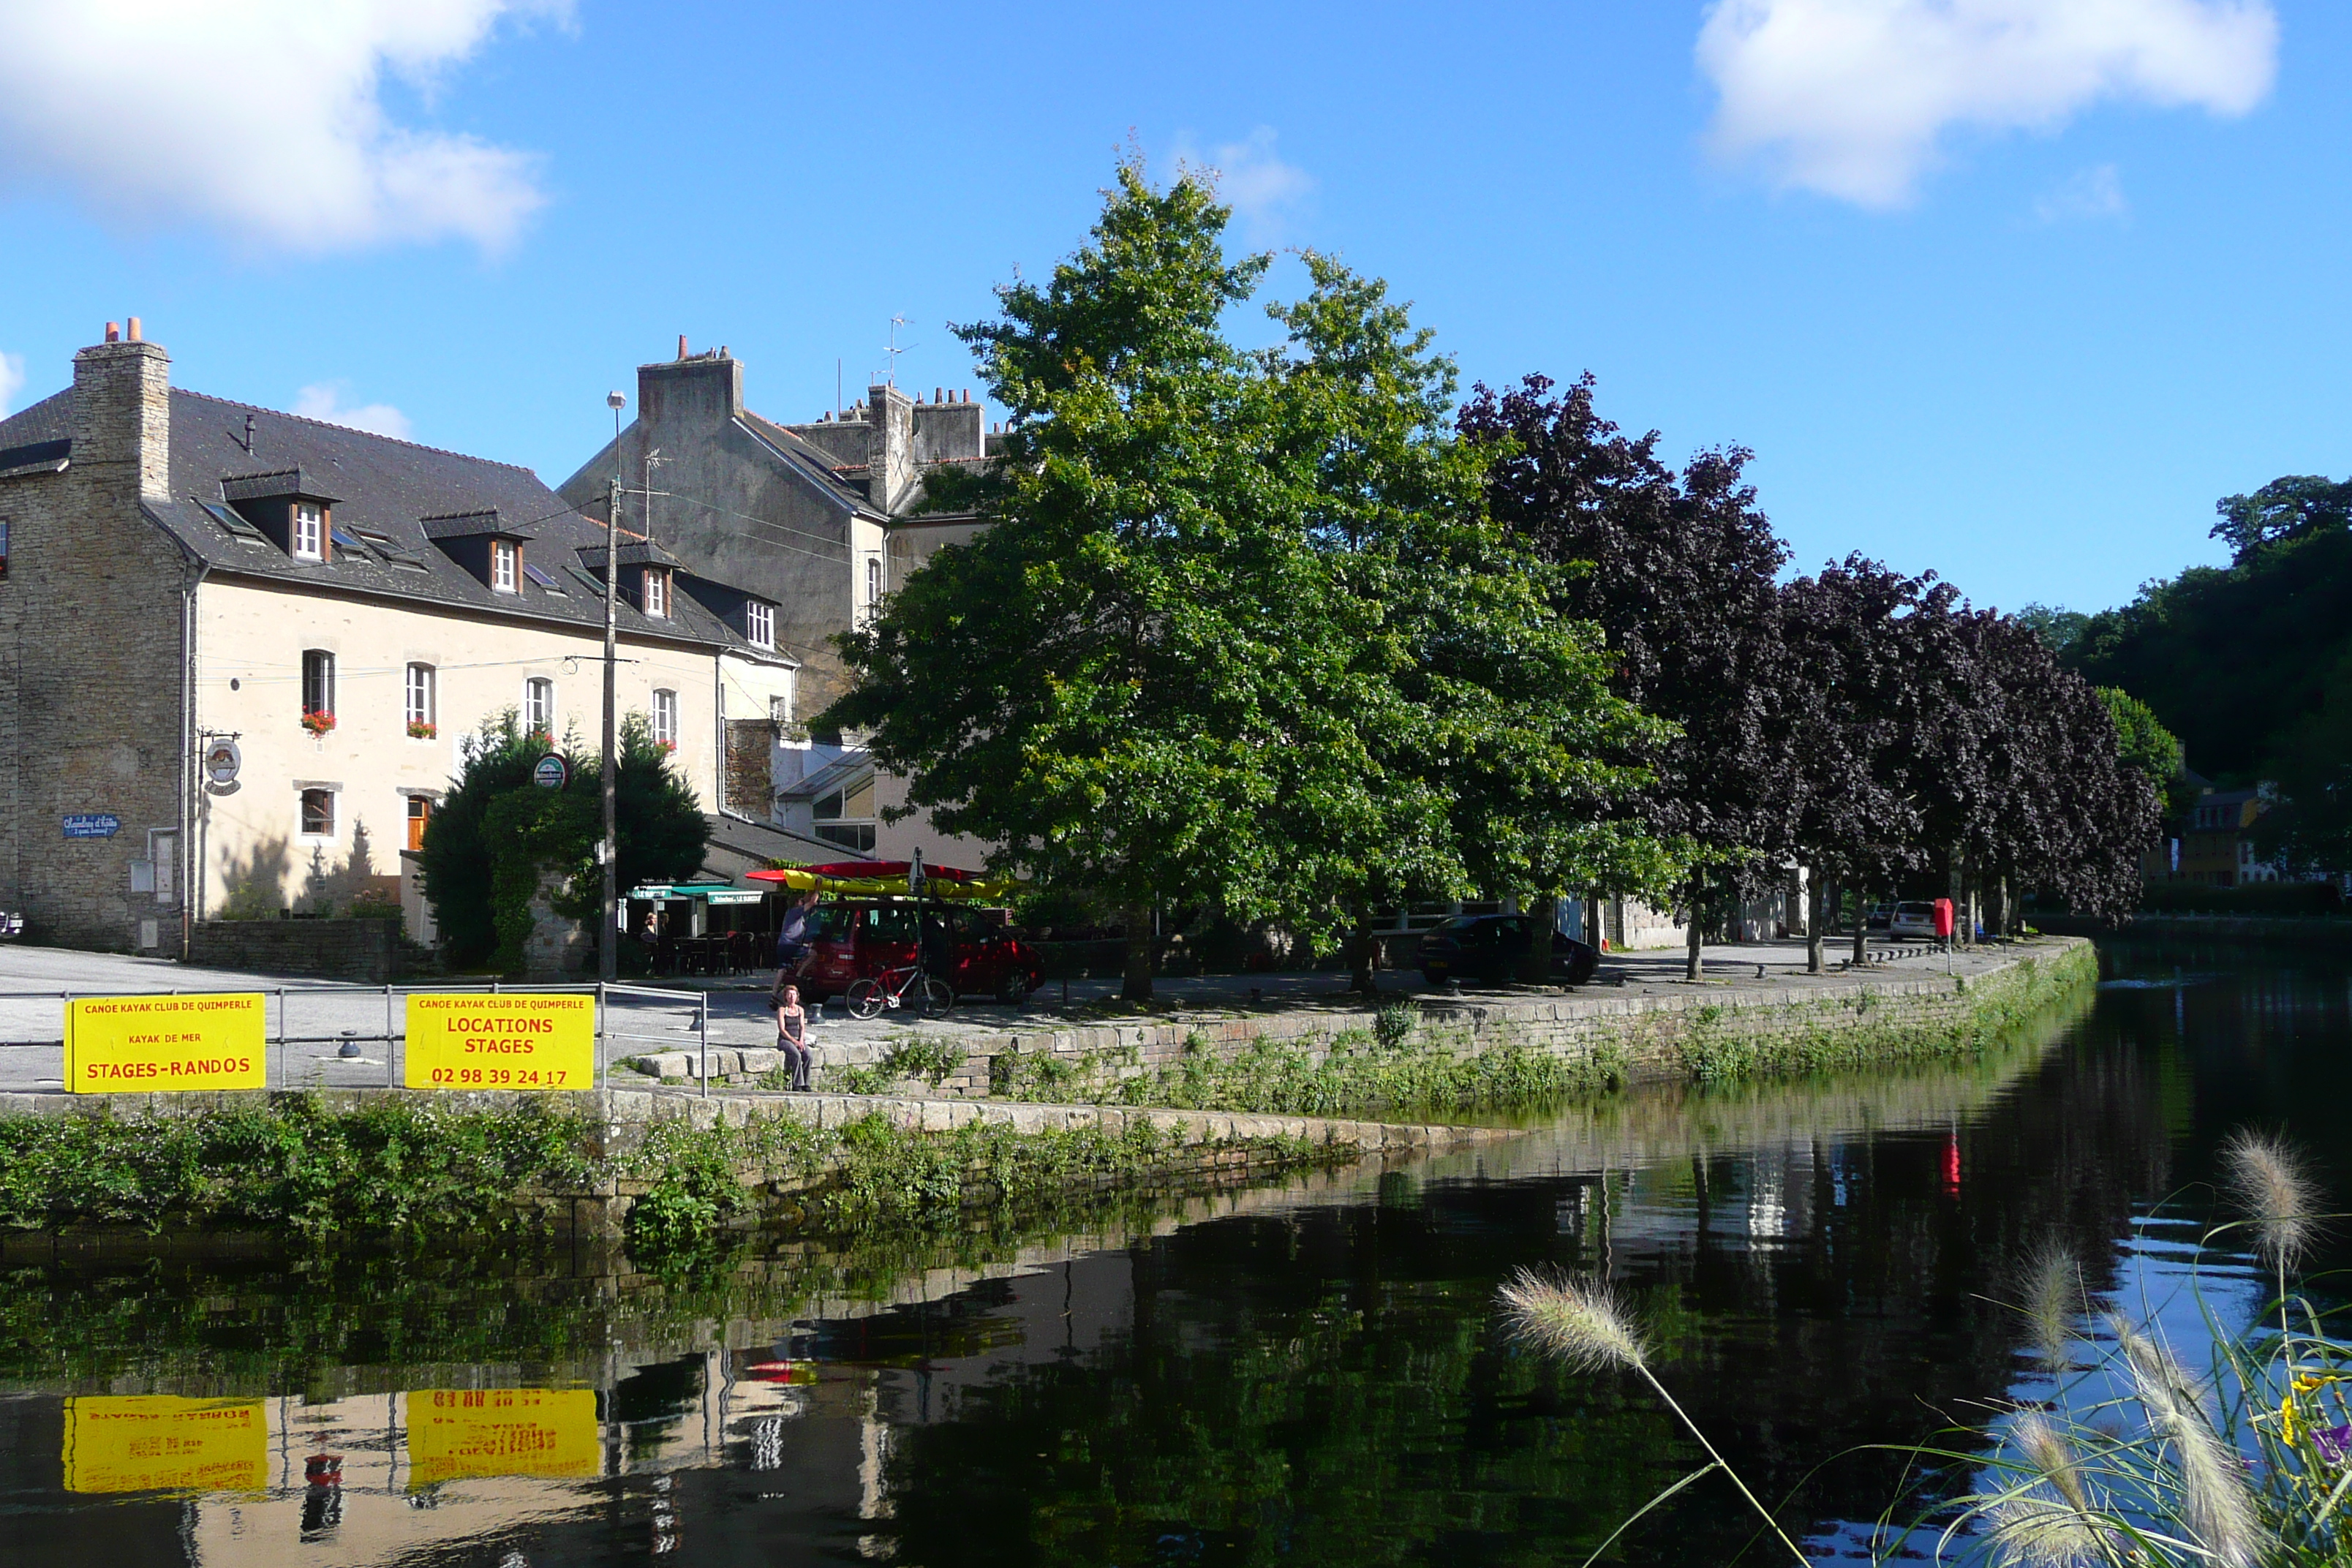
[189,576,794,924]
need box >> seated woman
[771,976,813,1092]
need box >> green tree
[1264,261,1676,987]
[419,711,707,972]
[2070,473,2352,778]
[2254,647,2352,878]
[819,161,1670,998]
[2099,687,2189,818]
[2015,602,2089,657]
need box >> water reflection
[7,941,2348,1564]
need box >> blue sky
[0,1,2339,617]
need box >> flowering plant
[301,709,336,735]
[407,720,437,739]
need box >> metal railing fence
[0,979,717,1095]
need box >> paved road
[0,935,1988,1093]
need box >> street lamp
[601,390,625,981]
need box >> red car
[796,899,1044,1006]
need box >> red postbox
[1932,898,1956,941]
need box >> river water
[0,938,2337,1567]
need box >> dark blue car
[1419,914,1599,989]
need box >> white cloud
[1175,127,1314,235]
[294,382,412,440]
[0,1,565,255]
[0,352,23,418]
[2036,162,2128,220]
[1697,0,2277,207]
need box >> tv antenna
[882,315,916,385]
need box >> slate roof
[0,386,793,663]
[735,410,883,516]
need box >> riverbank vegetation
[987,943,2095,1117]
[0,1094,1350,1271]
[990,1022,1628,1117]
[618,1109,1337,1260]
[1865,1131,2342,1565]
[0,1096,590,1239]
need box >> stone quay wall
[0,1082,1507,1240]
[631,938,2097,1098]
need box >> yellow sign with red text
[403,1389,600,1485]
[62,1395,268,1493]
[404,992,594,1090]
[66,993,266,1093]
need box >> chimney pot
[677,333,689,360]
[720,344,728,358]
[933,386,943,404]
[127,317,142,342]
[104,321,119,342]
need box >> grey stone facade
[0,330,195,954]
[557,344,995,718]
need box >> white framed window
[299,787,336,838]
[301,649,336,726]
[864,556,882,611]
[769,691,792,725]
[643,568,668,618]
[524,677,554,736]
[652,688,679,750]
[491,539,519,593]
[745,599,774,649]
[292,502,323,561]
[404,663,436,736]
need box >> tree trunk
[1851,883,1867,965]
[1519,896,1557,984]
[1684,872,1705,982]
[1806,867,1825,974]
[1347,905,1378,995]
[1120,904,1155,1002]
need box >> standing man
[774,889,820,970]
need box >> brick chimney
[72,327,170,502]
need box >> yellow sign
[62,1396,268,1493]
[66,993,266,1093]
[404,992,595,1090]
[404,1389,600,1485]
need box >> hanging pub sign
[202,738,242,795]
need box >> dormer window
[745,599,774,649]
[292,503,324,561]
[642,567,668,617]
[491,539,519,593]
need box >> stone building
[557,340,995,866]
[0,323,797,956]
